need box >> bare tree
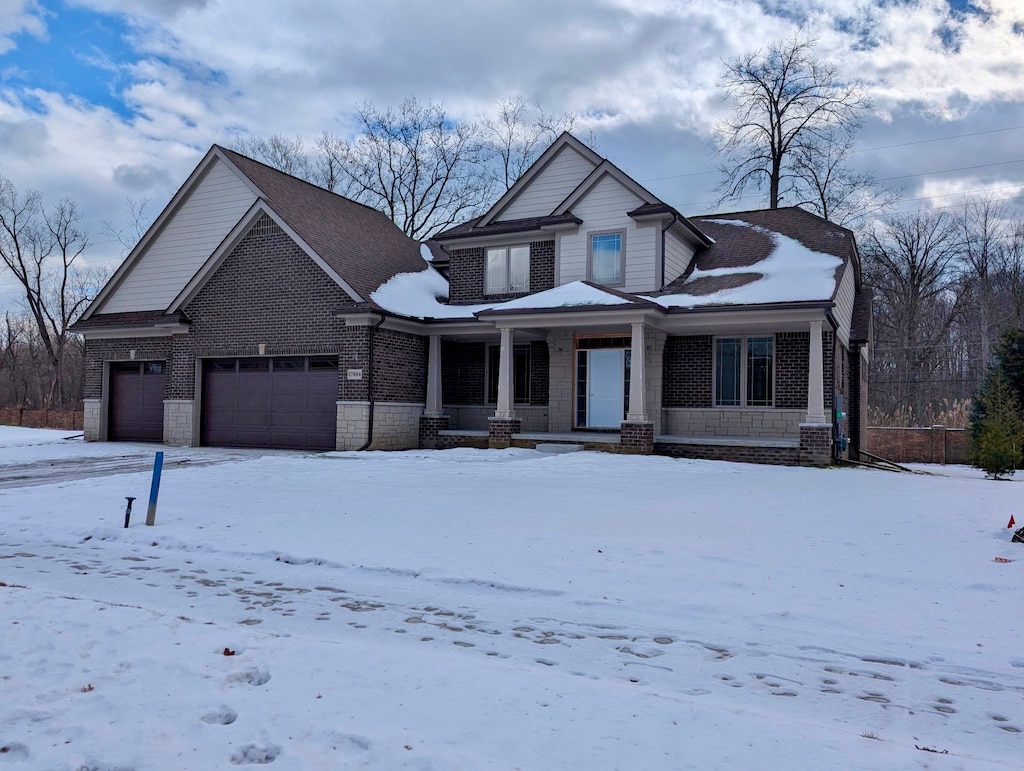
[233,134,313,180]
[480,96,581,192]
[101,196,152,255]
[863,209,964,419]
[716,34,870,212]
[0,176,95,408]
[789,129,900,227]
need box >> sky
[2,0,1024,311]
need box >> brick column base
[620,420,654,454]
[800,423,833,467]
[488,417,522,449]
[419,415,450,449]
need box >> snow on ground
[1,428,1023,769]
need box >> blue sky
[2,0,1024,309]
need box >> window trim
[484,244,531,296]
[712,335,776,408]
[586,229,627,287]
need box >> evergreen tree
[971,369,1024,479]
[970,327,1024,445]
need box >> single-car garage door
[110,361,166,442]
[202,356,338,450]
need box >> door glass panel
[272,357,305,371]
[715,338,741,406]
[239,358,269,371]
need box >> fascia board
[485,307,664,329]
[80,325,188,340]
[478,134,603,227]
[659,305,831,334]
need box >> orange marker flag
[1009,515,1016,529]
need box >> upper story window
[588,231,625,286]
[715,336,774,407]
[486,245,530,295]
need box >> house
[75,133,870,465]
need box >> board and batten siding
[101,159,258,313]
[663,229,696,286]
[556,174,658,292]
[497,146,597,221]
[832,262,856,346]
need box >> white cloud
[0,0,46,55]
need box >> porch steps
[535,443,584,454]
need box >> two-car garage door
[201,356,338,450]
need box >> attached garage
[201,356,338,450]
[109,361,166,442]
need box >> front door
[587,349,624,428]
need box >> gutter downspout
[660,214,678,288]
[358,313,386,451]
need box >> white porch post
[806,320,826,423]
[626,321,648,421]
[424,334,443,417]
[495,327,515,419]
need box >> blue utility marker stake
[145,451,164,526]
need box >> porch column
[806,320,826,423]
[494,327,515,419]
[626,322,648,421]
[424,334,443,417]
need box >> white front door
[587,349,624,428]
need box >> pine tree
[970,327,1024,445]
[971,370,1024,479]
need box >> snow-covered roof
[649,220,843,309]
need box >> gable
[185,213,353,339]
[99,158,258,314]
[491,144,599,222]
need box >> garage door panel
[110,362,166,442]
[202,357,338,450]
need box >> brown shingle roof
[70,310,189,332]
[432,213,582,241]
[218,148,426,302]
[658,207,857,301]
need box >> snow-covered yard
[1,427,1022,769]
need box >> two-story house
[75,133,869,466]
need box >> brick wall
[442,340,486,405]
[663,335,712,408]
[173,213,353,400]
[774,332,808,410]
[340,325,427,402]
[84,337,172,399]
[447,240,555,304]
[0,408,83,430]
[866,426,969,464]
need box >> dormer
[432,133,711,304]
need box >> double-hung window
[589,231,625,285]
[485,245,530,295]
[715,336,774,407]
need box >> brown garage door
[110,361,166,442]
[202,356,338,450]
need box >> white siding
[833,262,856,346]
[498,146,596,221]
[102,160,257,313]
[663,230,696,286]
[557,174,658,292]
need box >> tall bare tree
[716,34,870,213]
[0,176,95,408]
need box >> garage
[109,361,166,442]
[201,356,338,450]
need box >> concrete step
[535,443,583,454]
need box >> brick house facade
[75,134,869,466]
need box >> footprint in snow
[200,706,238,725]
[0,742,30,762]
[230,743,280,765]
[226,668,271,687]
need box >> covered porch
[418,304,836,466]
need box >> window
[485,245,530,295]
[588,231,625,285]
[715,336,774,407]
[486,344,531,404]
